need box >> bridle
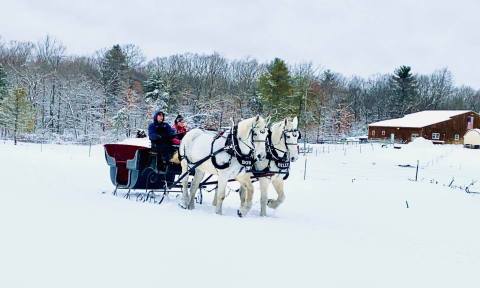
[235,122,267,157]
[269,127,300,159]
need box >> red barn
[368,110,480,144]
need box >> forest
[1,36,479,144]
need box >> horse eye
[286,135,291,139]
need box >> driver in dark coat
[148,111,175,163]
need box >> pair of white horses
[178,115,300,217]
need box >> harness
[185,123,264,171]
[266,130,290,170]
[260,127,300,179]
[230,125,256,168]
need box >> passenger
[172,114,187,145]
[148,111,175,163]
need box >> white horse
[237,117,300,217]
[179,116,268,215]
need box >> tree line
[0,36,479,144]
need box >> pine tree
[101,45,129,98]
[144,71,175,112]
[0,87,35,145]
[100,45,129,131]
[390,66,417,117]
[0,64,7,101]
[112,107,129,139]
[258,58,293,120]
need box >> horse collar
[231,125,255,167]
[266,128,290,170]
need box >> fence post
[303,157,307,180]
[415,160,419,181]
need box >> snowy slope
[1,140,479,288]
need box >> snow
[407,136,435,148]
[117,137,151,147]
[369,110,472,128]
[1,140,480,288]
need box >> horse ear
[293,116,298,127]
[284,118,288,126]
[255,115,260,122]
[265,115,271,125]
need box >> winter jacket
[148,111,175,146]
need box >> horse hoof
[237,210,243,218]
[267,199,274,208]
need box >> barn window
[432,133,440,140]
[454,134,460,141]
[372,130,375,136]
[381,130,385,136]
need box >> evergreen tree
[112,107,129,138]
[0,87,34,145]
[390,66,417,117]
[144,71,176,112]
[100,45,129,130]
[0,64,7,100]
[258,58,293,120]
[101,45,128,98]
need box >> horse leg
[236,174,254,217]
[215,177,228,215]
[179,160,190,209]
[212,187,218,206]
[238,184,246,206]
[188,170,205,210]
[259,177,271,216]
[268,176,285,209]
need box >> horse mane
[271,118,287,143]
[237,116,258,139]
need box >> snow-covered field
[1,139,479,288]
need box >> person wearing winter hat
[148,111,176,165]
[172,114,188,145]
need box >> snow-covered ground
[1,139,479,288]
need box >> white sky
[2,0,479,88]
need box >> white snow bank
[408,137,435,148]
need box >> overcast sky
[2,0,479,88]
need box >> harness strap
[253,128,291,174]
[231,125,255,169]
[267,130,290,170]
[211,132,232,170]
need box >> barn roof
[369,110,472,128]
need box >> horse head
[237,115,268,161]
[271,116,300,162]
